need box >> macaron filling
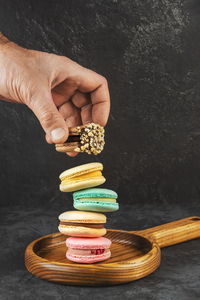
[65,135,80,143]
[75,198,116,203]
[74,201,119,212]
[59,222,104,228]
[66,237,112,262]
[67,248,109,256]
[62,171,102,183]
[73,188,118,200]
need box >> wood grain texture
[25,216,200,286]
[134,216,200,248]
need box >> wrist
[0,33,18,53]
[0,33,10,46]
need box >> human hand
[0,34,110,155]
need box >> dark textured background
[0,0,200,299]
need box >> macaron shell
[74,200,119,212]
[73,188,118,200]
[59,176,105,192]
[59,162,103,181]
[55,142,79,152]
[66,249,111,263]
[58,210,106,223]
[58,225,106,237]
[66,237,112,249]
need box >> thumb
[28,89,68,144]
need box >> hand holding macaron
[0,33,110,150]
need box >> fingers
[52,80,77,107]
[53,58,110,126]
[29,56,110,151]
[59,101,82,157]
[71,91,90,108]
[81,103,93,124]
[72,92,92,124]
[59,101,82,127]
[66,152,79,157]
[45,133,52,144]
[91,82,110,126]
[76,68,110,126]
[28,88,68,144]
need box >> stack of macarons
[58,162,119,263]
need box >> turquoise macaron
[73,188,119,212]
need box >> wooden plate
[25,216,200,286]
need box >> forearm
[0,33,23,101]
[0,34,8,99]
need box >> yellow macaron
[59,162,106,192]
[58,210,107,237]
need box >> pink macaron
[66,237,111,263]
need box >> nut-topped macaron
[59,162,105,192]
[55,123,105,155]
[58,210,107,237]
[73,188,119,212]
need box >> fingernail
[51,128,65,142]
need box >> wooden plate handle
[134,216,200,248]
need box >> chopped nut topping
[75,123,105,155]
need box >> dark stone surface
[0,0,200,299]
